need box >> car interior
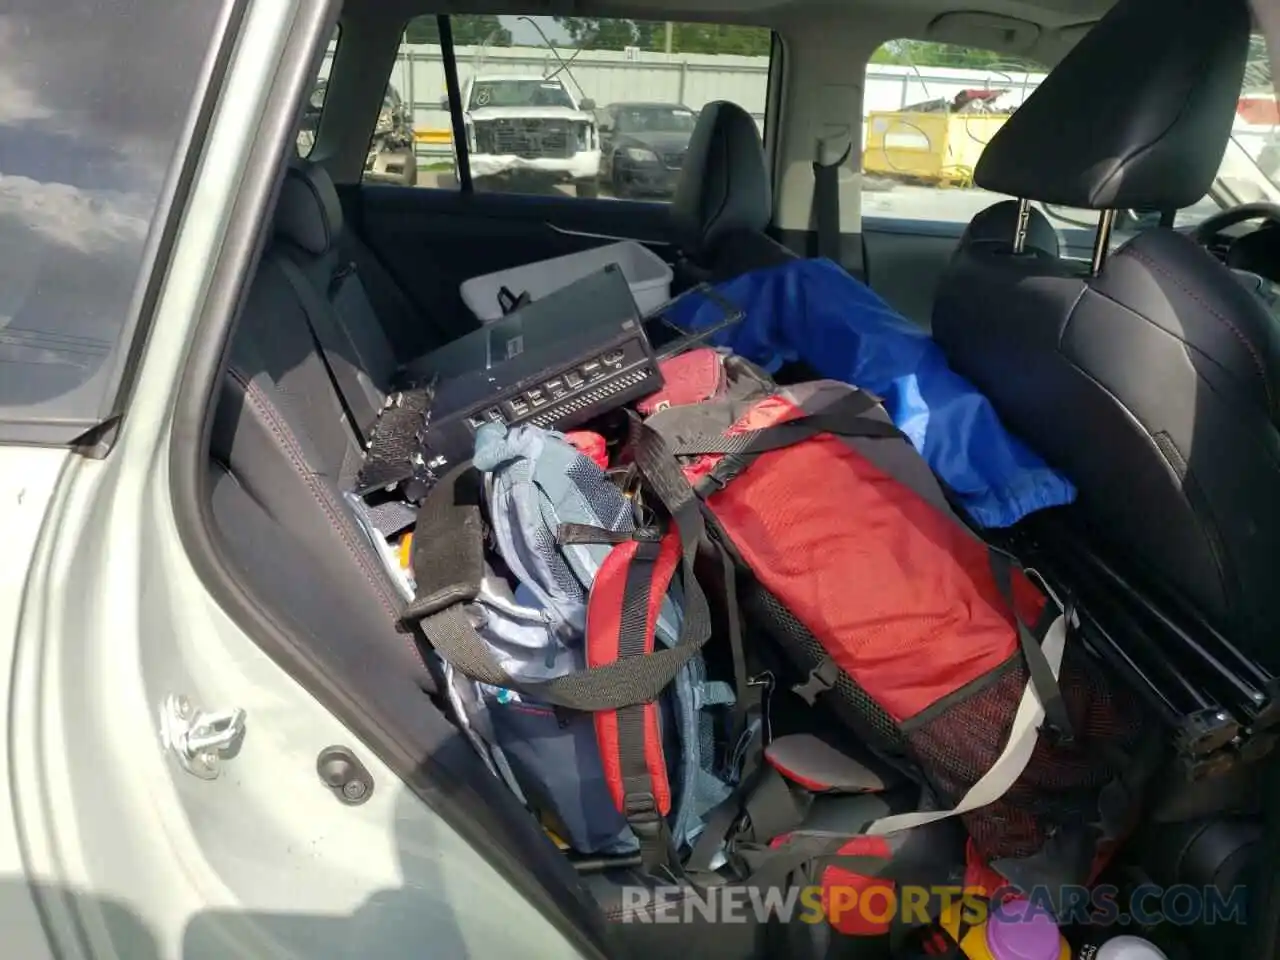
[202,0,1280,955]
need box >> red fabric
[765,753,833,793]
[637,348,725,414]
[586,534,681,817]
[963,838,1009,896]
[588,541,631,812]
[700,395,1022,722]
[1238,95,1280,125]
[564,431,609,470]
[767,833,896,936]
[821,836,897,936]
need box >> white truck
[450,74,602,197]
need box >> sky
[500,16,571,47]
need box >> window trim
[437,14,473,192]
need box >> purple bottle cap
[985,898,1062,960]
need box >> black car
[597,102,698,198]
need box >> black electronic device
[356,264,662,494]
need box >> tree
[870,40,1037,71]
[404,14,512,47]
[555,17,658,50]
[554,18,770,56]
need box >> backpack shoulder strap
[587,527,683,874]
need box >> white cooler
[460,240,673,322]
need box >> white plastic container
[460,240,673,322]
[1087,936,1170,960]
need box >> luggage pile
[397,342,1159,953]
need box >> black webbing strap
[683,746,806,875]
[669,390,902,459]
[718,542,755,752]
[989,550,1074,743]
[556,522,635,546]
[415,579,709,711]
[402,463,712,712]
[813,142,852,264]
[743,765,811,843]
[667,391,907,493]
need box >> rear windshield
[470,79,575,110]
[0,0,231,438]
[617,106,698,133]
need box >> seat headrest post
[1091,210,1117,276]
[1011,198,1031,255]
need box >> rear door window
[0,0,233,438]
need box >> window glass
[405,14,772,200]
[860,38,1278,237]
[296,27,339,159]
[0,0,233,429]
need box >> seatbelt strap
[274,254,378,448]
[863,611,1069,836]
[812,140,852,263]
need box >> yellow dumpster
[862,111,1011,187]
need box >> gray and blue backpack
[407,421,736,865]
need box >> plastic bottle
[939,896,1071,960]
[1080,935,1170,960]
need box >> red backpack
[630,351,1157,895]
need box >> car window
[860,38,1272,240]
[296,27,339,159]
[402,14,772,202]
[615,106,698,134]
[470,78,576,110]
[0,0,234,435]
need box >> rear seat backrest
[272,162,399,422]
[210,165,436,690]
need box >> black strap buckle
[792,657,839,705]
[624,791,661,822]
[624,792,680,876]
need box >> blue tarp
[665,258,1076,529]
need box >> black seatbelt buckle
[791,658,839,706]
[328,261,356,299]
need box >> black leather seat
[670,100,795,284]
[932,0,1280,662]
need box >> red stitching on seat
[1127,248,1274,413]
[228,370,427,669]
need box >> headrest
[671,101,772,257]
[975,0,1251,210]
[275,161,343,255]
[961,199,1061,257]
